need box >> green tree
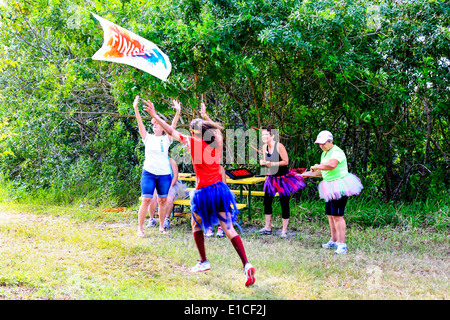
[0,0,448,205]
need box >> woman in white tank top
[133,95,181,236]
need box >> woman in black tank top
[265,141,289,176]
[259,126,305,237]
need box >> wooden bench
[172,199,247,223]
[139,197,247,220]
[184,188,277,223]
[173,199,247,210]
[138,197,190,218]
[186,188,278,197]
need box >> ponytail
[190,118,223,147]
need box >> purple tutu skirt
[263,170,306,197]
[190,181,239,231]
[318,173,363,202]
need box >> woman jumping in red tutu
[143,100,255,287]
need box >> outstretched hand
[133,95,140,110]
[172,99,181,113]
[143,100,156,118]
[301,170,320,178]
[200,102,206,116]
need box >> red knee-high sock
[193,230,207,262]
[231,235,248,267]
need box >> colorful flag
[91,13,171,81]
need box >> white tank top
[143,134,172,175]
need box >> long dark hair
[190,118,223,147]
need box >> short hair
[261,125,275,136]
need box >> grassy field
[0,195,448,300]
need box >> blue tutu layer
[190,181,240,232]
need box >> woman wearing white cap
[302,130,363,254]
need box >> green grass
[0,187,448,300]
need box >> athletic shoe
[191,260,211,273]
[244,263,256,287]
[322,239,338,249]
[334,243,348,254]
[216,227,225,238]
[258,228,272,235]
[205,227,214,238]
[163,218,170,229]
[147,218,156,228]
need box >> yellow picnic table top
[178,172,266,185]
[178,172,267,222]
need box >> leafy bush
[0,0,448,207]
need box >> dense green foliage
[0,0,449,208]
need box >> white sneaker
[244,263,256,287]
[205,227,214,238]
[334,243,348,254]
[216,226,225,238]
[322,239,338,249]
[191,260,211,272]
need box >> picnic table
[177,172,268,222]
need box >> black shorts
[325,196,348,216]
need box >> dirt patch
[0,212,28,225]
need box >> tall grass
[250,195,449,231]
[0,179,125,210]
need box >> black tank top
[265,142,289,176]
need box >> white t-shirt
[143,134,172,175]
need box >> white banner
[91,13,171,81]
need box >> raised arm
[143,100,183,143]
[200,102,225,148]
[171,99,181,129]
[133,95,147,141]
[200,102,212,121]
[166,99,182,143]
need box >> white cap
[315,130,333,144]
